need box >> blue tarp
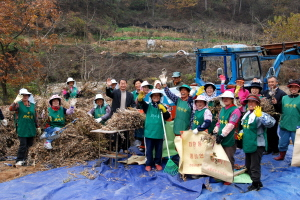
[197,145,300,199]
[1,145,300,200]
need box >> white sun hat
[66,77,75,84]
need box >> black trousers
[245,146,264,182]
[145,138,163,166]
[16,137,34,162]
[223,144,237,170]
[266,120,279,153]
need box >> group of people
[7,72,300,193]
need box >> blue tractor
[194,42,300,94]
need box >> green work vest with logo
[242,114,258,153]
[174,98,191,135]
[242,113,268,153]
[191,108,206,130]
[48,106,65,128]
[94,105,107,119]
[208,101,217,134]
[218,106,237,147]
[17,101,36,137]
[280,95,300,132]
[144,105,164,139]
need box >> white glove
[14,94,23,103]
[87,113,93,117]
[189,87,196,96]
[193,128,198,134]
[95,118,102,123]
[213,126,219,134]
[1,119,8,126]
[69,98,77,107]
[159,74,168,85]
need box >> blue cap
[172,72,181,77]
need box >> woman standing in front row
[241,95,275,191]
[9,88,39,166]
[138,89,170,171]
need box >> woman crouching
[40,95,76,149]
[241,94,275,191]
[138,89,170,171]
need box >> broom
[161,112,178,176]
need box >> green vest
[48,107,65,128]
[218,106,237,147]
[94,105,107,118]
[132,90,139,101]
[173,98,191,135]
[144,105,164,139]
[17,101,36,137]
[280,95,300,131]
[70,87,78,98]
[242,114,258,153]
[191,108,206,130]
[208,101,217,134]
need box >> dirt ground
[0,160,46,183]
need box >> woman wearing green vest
[9,88,39,166]
[241,94,275,191]
[274,80,300,161]
[40,95,75,149]
[62,77,79,100]
[213,91,241,174]
[190,95,212,134]
[195,82,218,134]
[87,94,111,124]
[160,77,193,136]
[138,89,170,172]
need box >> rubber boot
[274,151,286,161]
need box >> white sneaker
[44,142,53,149]
[40,132,47,139]
[15,161,25,166]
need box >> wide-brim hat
[111,79,118,84]
[244,94,261,104]
[19,88,31,96]
[49,94,61,106]
[177,84,191,92]
[154,80,162,87]
[94,94,104,101]
[172,72,181,77]
[66,77,75,84]
[204,82,216,91]
[150,89,164,97]
[249,82,262,91]
[141,81,154,89]
[219,91,237,107]
[194,95,207,103]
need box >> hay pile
[208,98,222,120]
[1,95,112,168]
[260,98,278,116]
[101,108,145,131]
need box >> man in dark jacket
[106,78,136,115]
[106,78,136,151]
[262,76,286,155]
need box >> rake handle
[161,111,171,159]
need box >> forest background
[1,0,300,104]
